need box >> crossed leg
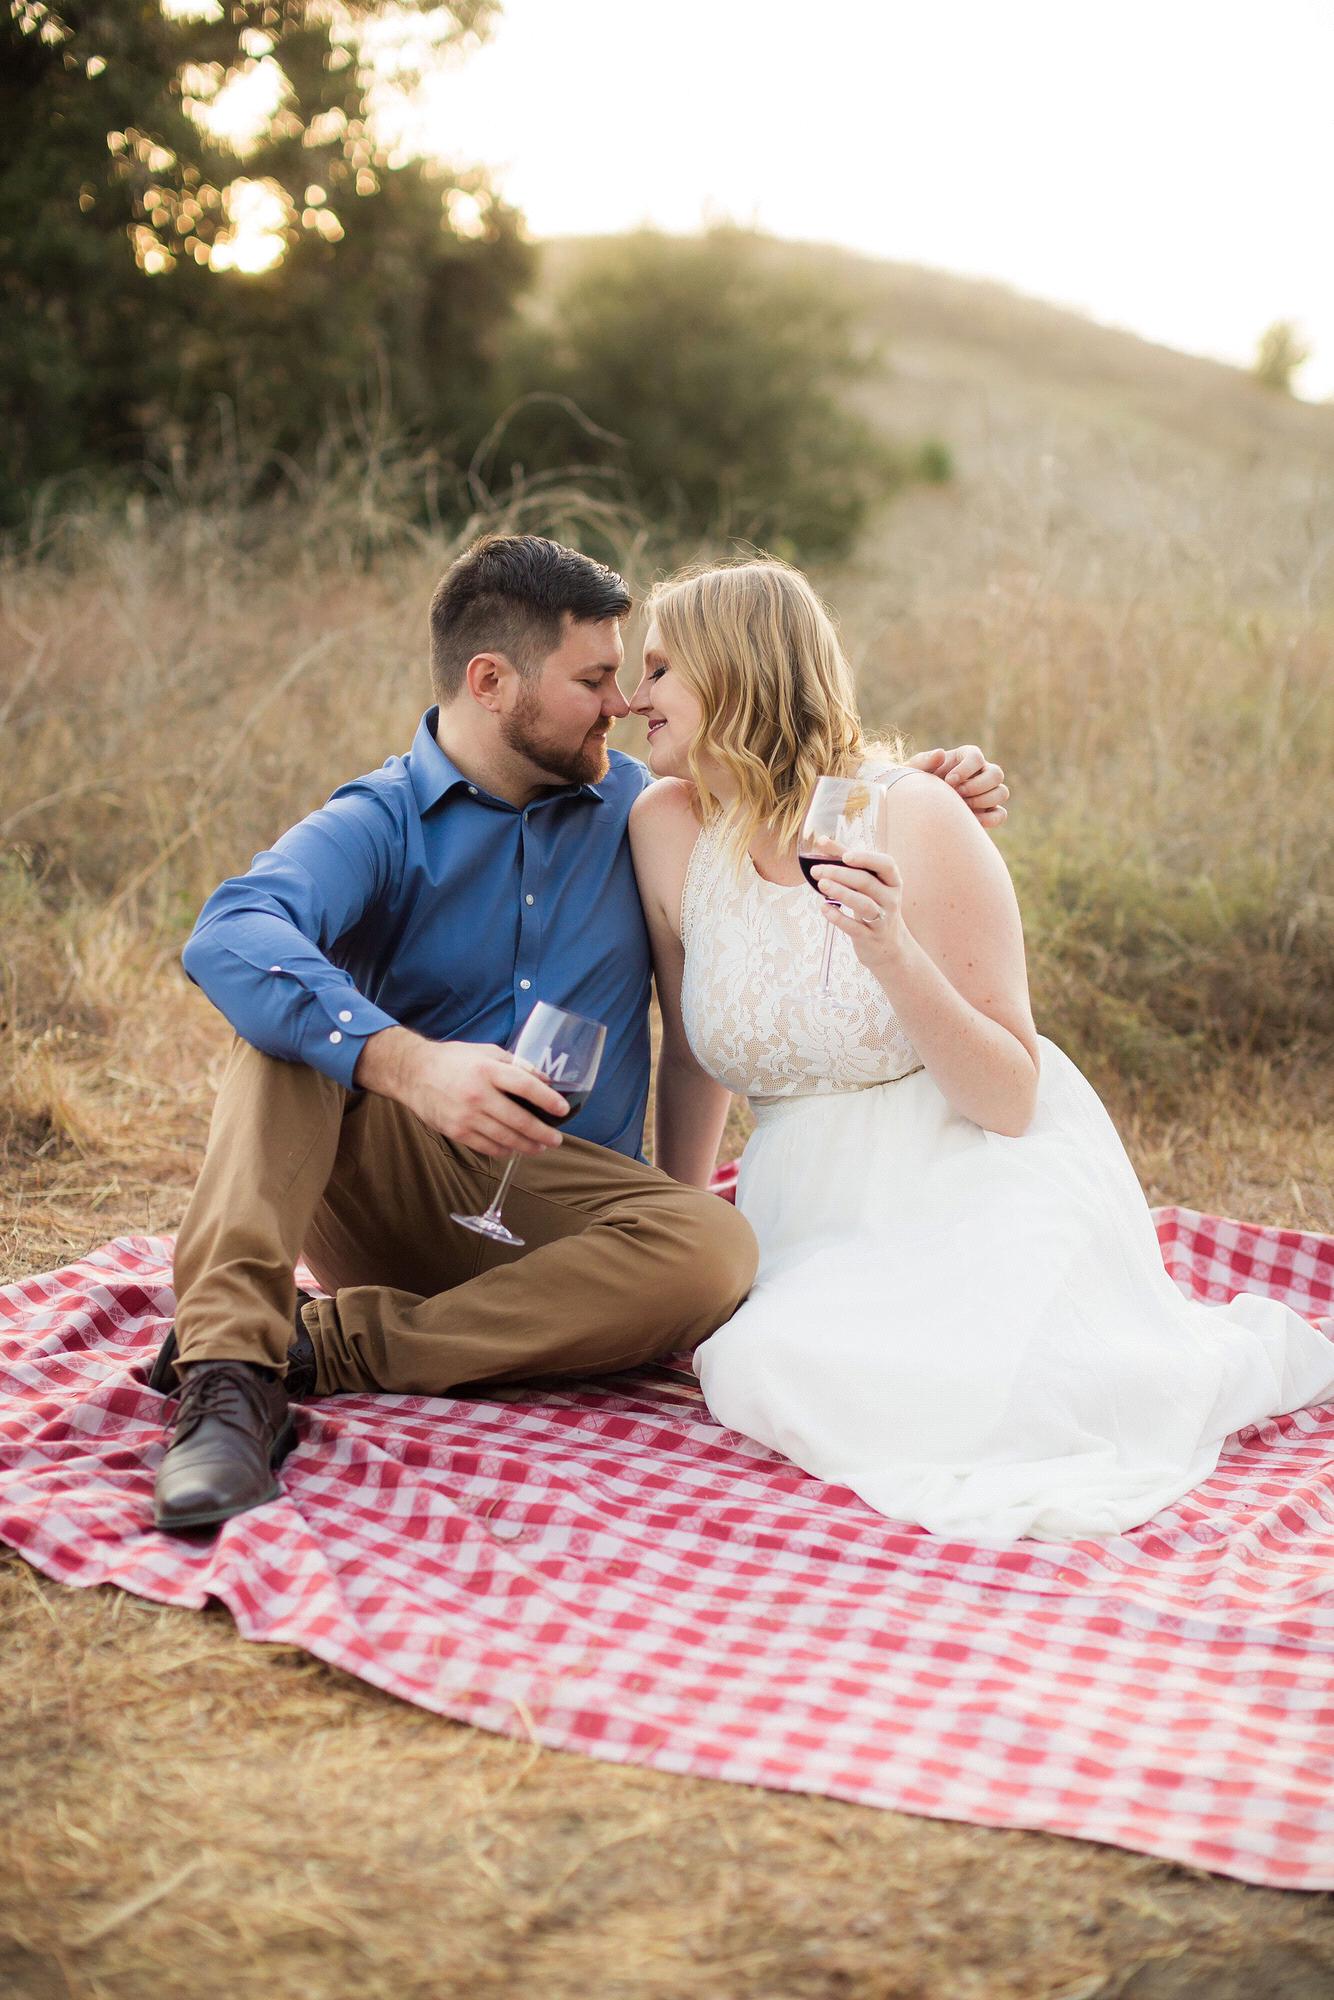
[173,1038,757,1396]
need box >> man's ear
[463,651,516,711]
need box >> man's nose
[624,672,648,712]
[604,682,632,719]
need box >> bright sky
[389,0,1334,399]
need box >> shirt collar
[408,708,610,815]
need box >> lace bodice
[680,773,922,1103]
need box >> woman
[627,558,1334,1541]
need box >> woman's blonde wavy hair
[646,557,898,862]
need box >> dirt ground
[2,978,1333,1999]
[4,1553,1334,2000]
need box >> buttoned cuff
[297,986,401,1088]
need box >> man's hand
[910,745,1009,827]
[355,1027,568,1157]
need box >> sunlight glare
[209,178,293,274]
[389,0,1334,400]
[443,188,487,239]
[188,56,290,156]
[359,2,484,168]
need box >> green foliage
[489,229,918,561]
[1013,828,1333,1104]
[913,438,954,484]
[0,1,526,527]
[1253,320,1311,395]
[3,10,951,552]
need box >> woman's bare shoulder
[629,776,700,842]
[628,779,702,934]
[881,764,981,827]
[878,766,1014,897]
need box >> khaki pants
[172,1038,757,1396]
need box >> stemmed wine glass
[450,1000,607,1248]
[797,774,890,1002]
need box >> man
[151,535,1008,1532]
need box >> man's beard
[501,689,611,787]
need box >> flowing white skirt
[693,1040,1334,1541]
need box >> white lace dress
[682,783,1334,1541]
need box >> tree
[1253,320,1310,395]
[1,1,527,524]
[490,229,917,561]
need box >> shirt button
[468,785,477,796]
[270,965,282,973]
[329,1030,343,1044]
[338,1010,352,1023]
[525,894,535,906]
[519,978,531,991]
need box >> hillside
[541,235,1334,614]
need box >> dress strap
[680,813,723,949]
[859,760,921,795]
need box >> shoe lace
[173,1364,275,1442]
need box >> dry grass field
[2,248,1333,1996]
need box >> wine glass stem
[484,1154,520,1222]
[818,923,838,991]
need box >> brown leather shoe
[153,1361,297,1533]
[148,1292,318,1399]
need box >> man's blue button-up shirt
[181,709,656,1158]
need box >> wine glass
[797,774,890,1001]
[450,1001,607,1248]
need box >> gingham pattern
[3,1202,1333,1891]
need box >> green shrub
[1013,828,1333,1103]
[914,438,954,484]
[1253,321,1311,395]
[488,229,916,560]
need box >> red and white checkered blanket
[3,1200,1333,1891]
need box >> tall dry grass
[823,316,1334,1109]
[3,244,1334,1242]
[1,411,1331,1235]
[0,473,651,1236]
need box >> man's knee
[657,1190,758,1340]
[216,1035,344,1112]
[704,1195,759,1305]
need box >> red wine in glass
[528,1085,591,1127]
[450,1002,607,1246]
[797,852,832,894]
[798,775,890,1000]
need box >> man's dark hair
[428,535,632,701]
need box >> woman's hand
[810,849,908,971]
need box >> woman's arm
[629,782,735,1187]
[813,775,1040,1136]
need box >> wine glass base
[450,1210,525,1247]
